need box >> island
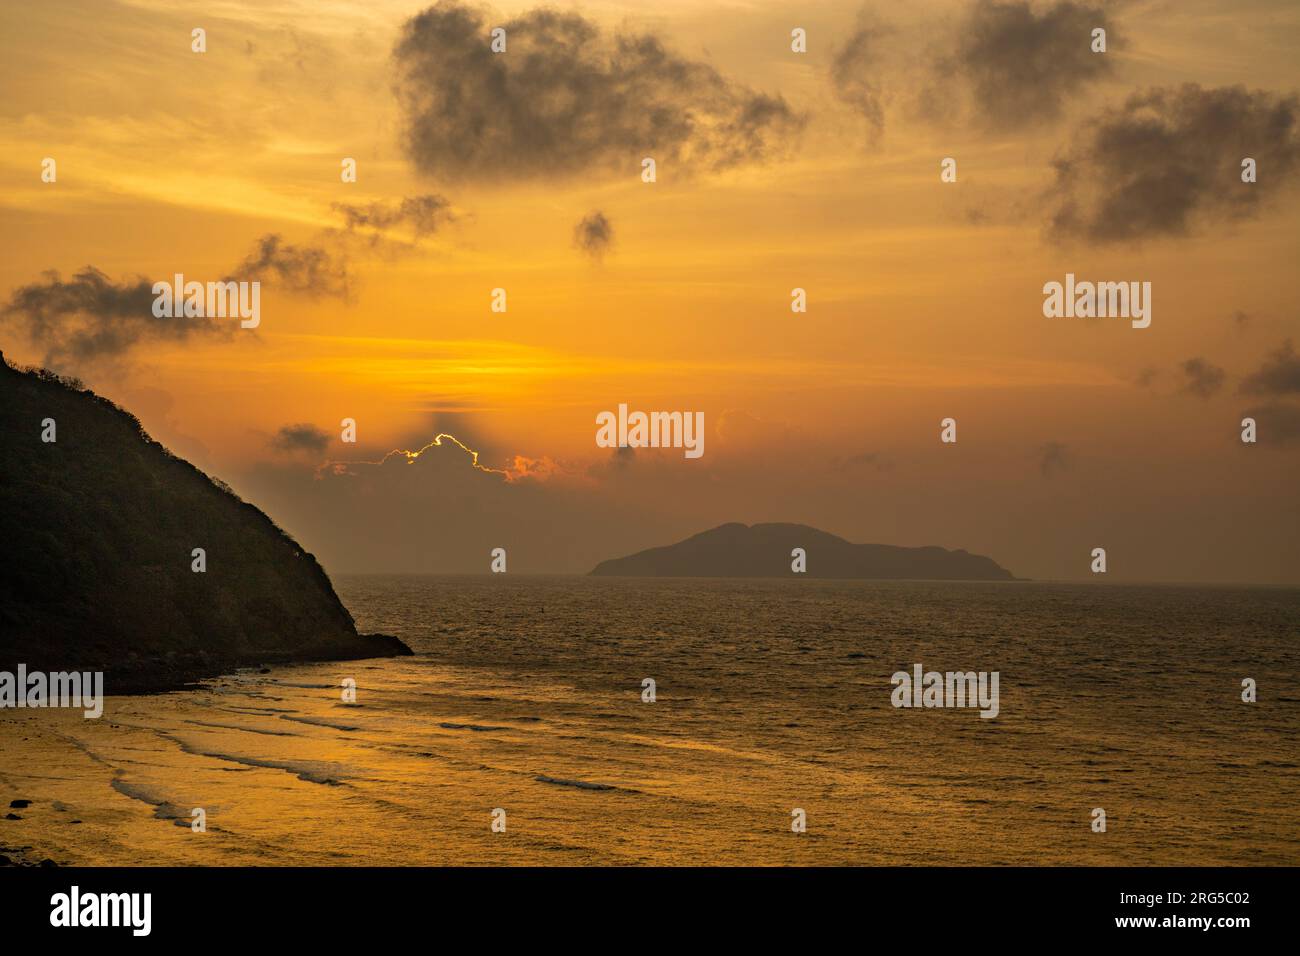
[590,522,1015,580]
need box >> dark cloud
[573,211,613,259]
[830,20,887,141]
[940,0,1119,131]
[1133,366,1159,388]
[1180,357,1226,398]
[1038,441,1069,477]
[836,2,1119,139]
[1049,84,1300,243]
[1240,339,1300,396]
[586,444,636,481]
[1233,341,1300,447]
[230,234,350,298]
[392,1,804,181]
[3,233,350,367]
[1232,310,1252,329]
[271,423,331,454]
[331,194,455,242]
[1241,403,1300,444]
[1,267,231,367]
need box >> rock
[9,799,31,809]
[38,858,57,867]
[359,633,415,657]
[3,813,20,821]
[0,855,12,866]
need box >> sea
[1,577,1296,865]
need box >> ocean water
[1,577,1296,865]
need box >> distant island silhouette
[590,522,1015,580]
[0,353,410,692]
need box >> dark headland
[590,522,1015,580]
[0,353,410,692]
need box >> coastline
[2,634,413,698]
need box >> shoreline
[1,633,413,697]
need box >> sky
[1,0,1298,582]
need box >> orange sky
[2,0,1298,582]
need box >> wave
[534,775,639,794]
[279,715,363,732]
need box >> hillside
[0,353,410,691]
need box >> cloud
[230,234,350,298]
[1180,357,1226,398]
[573,211,613,260]
[1240,339,1300,396]
[1132,366,1159,388]
[939,0,1119,131]
[1,267,232,366]
[499,454,572,482]
[584,444,637,481]
[392,1,805,181]
[1232,310,1252,330]
[1235,341,1300,447]
[831,18,888,141]
[240,429,675,573]
[331,194,455,243]
[1038,441,1069,477]
[271,423,331,454]
[3,233,351,367]
[1048,84,1300,243]
[834,2,1119,140]
[1241,403,1300,444]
